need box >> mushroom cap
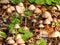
[16,39,25,44]
[40,30,49,37]
[18,2,24,7]
[44,19,51,24]
[39,24,44,28]
[51,31,60,37]
[28,4,36,10]
[19,44,25,45]
[42,11,51,18]
[0,0,9,4]
[23,26,29,30]
[14,34,22,40]
[13,43,17,45]
[34,8,41,14]
[7,39,15,44]
[56,5,60,11]
[14,24,20,29]
[52,7,57,10]
[48,17,53,22]
[32,19,37,23]
[39,20,43,24]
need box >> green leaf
[10,0,25,5]
[18,28,33,40]
[28,0,35,3]
[36,39,47,45]
[45,0,52,5]
[56,20,60,27]
[24,10,33,16]
[35,0,45,5]
[0,31,7,38]
[9,14,20,33]
[29,43,34,45]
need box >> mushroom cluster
[6,34,25,45]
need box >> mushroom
[18,2,24,7]
[32,19,37,28]
[14,34,22,40]
[0,42,2,45]
[23,26,29,30]
[7,8,12,13]
[40,30,49,37]
[14,24,20,29]
[50,31,60,37]
[16,38,25,44]
[16,5,25,14]
[39,24,44,28]
[10,6,15,11]
[6,37,13,41]
[0,0,9,4]
[39,20,43,24]
[48,17,53,22]
[58,43,60,45]
[52,6,57,10]
[28,4,36,10]
[42,11,51,18]
[2,5,8,9]
[19,43,25,45]
[34,8,42,14]
[56,5,60,11]
[13,43,17,45]
[7,39,15,44]
[44,19,51,24]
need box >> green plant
[10,0,25,5]
[28,0,35,3]
[24,10,33,16]
[18,28,33,40]
[9,14,20,33]
[56,20,60,27]
[29,43,34,45]
[36,39,47,45]
[0,31,7,38]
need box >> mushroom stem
[25,17,27,26]
[55,38,57,45]
[33,22,35,28]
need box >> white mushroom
[10,6,15,11]
[19,44,25,45]
[7,8,12,13]
[7,39,15,44]
[23,26,29,30]
[48,17,53,22]
[14,24,20,29]
[40,30,49,37]
[28,4,36,10]
[16,39,25,44]
[18,2,24,7]
[39,20,43,24]
[58,43,60,45]
[0,0,9,4]
[44,19,51,24]
[2,5,8,9]
[39,24,44,28]
[51,31,60,37]
[32,19,37,23]
[56,5,60,11]
[15,34,22,40]
[34,8,41,14]
[6,37,13,41]
[16,5,25,14]
[42,11,51,18]
[52,6,57,10]
[13,43,17,45]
